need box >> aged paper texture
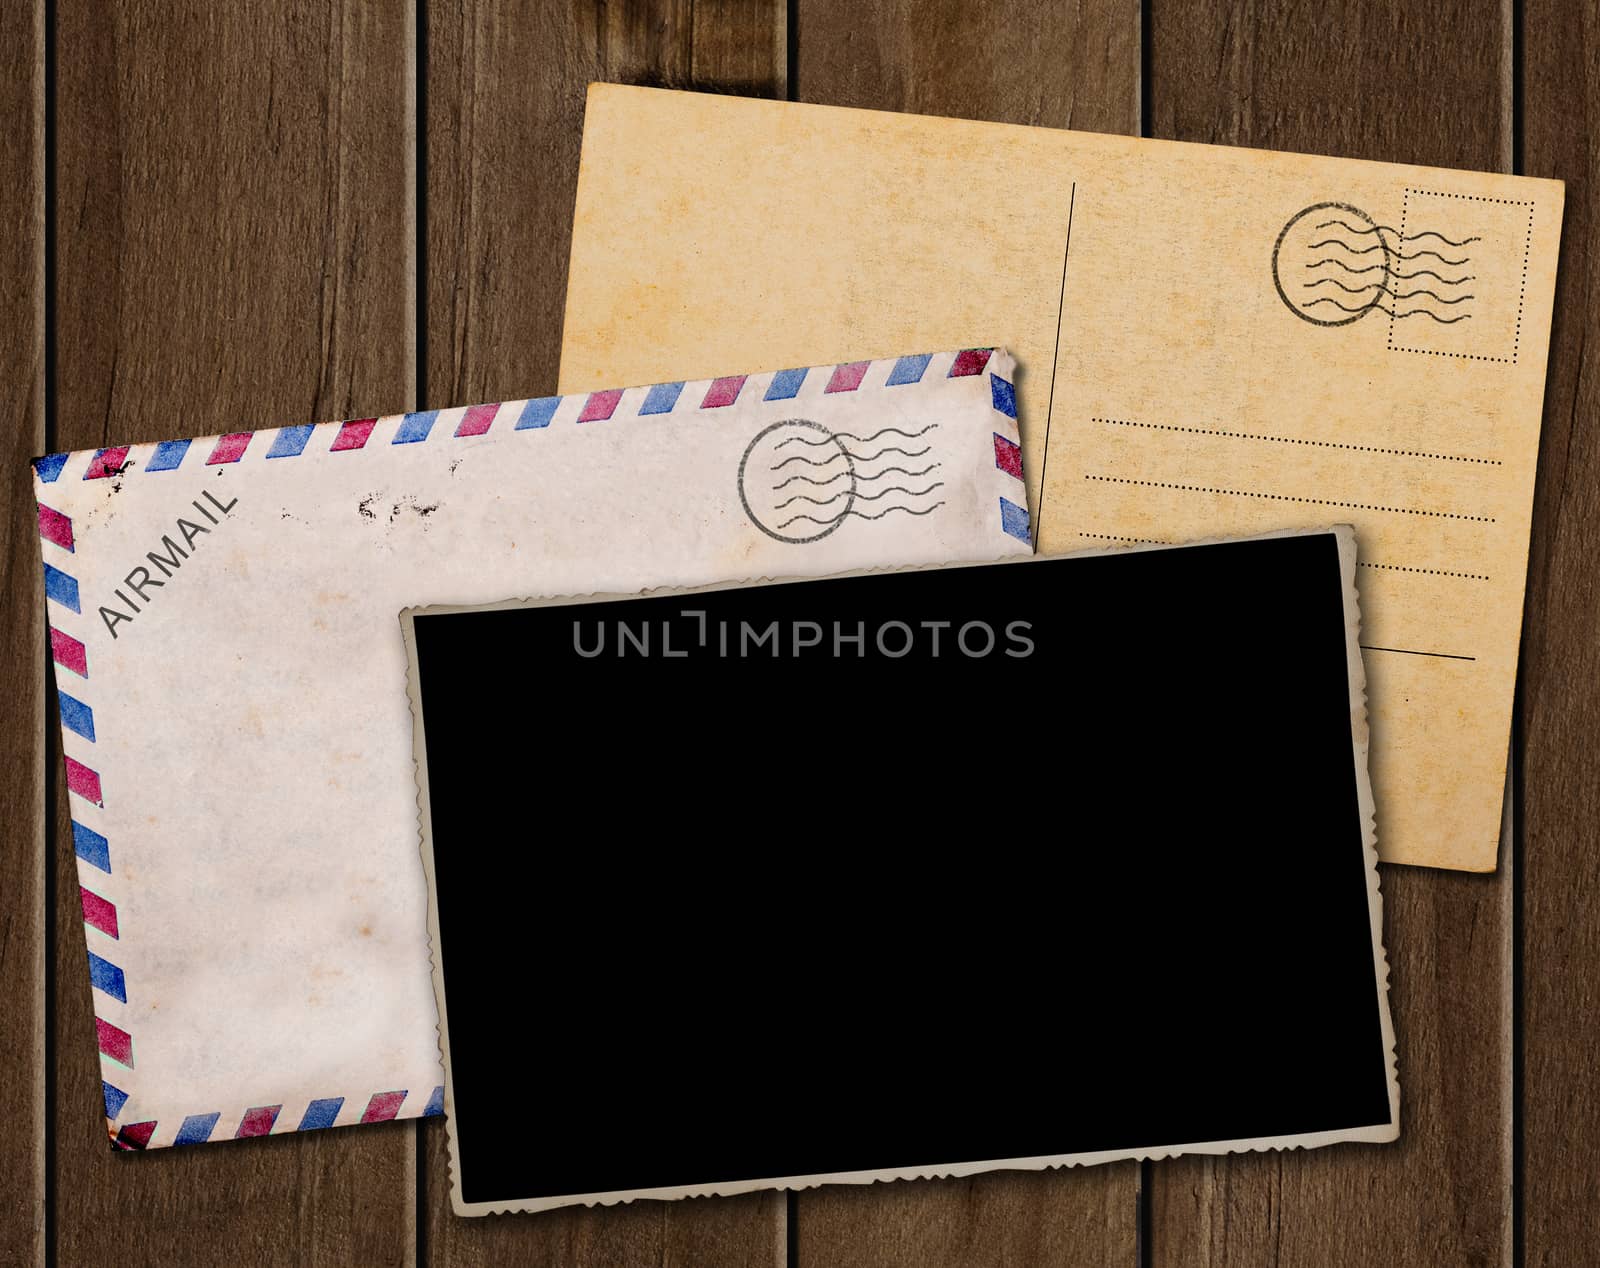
[560,86,1565,871]
[33,349,1027,1149]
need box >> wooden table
[2,3,1594,1264]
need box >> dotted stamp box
[1386,188,1537,365]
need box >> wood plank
[421,2,788,1262]
[793,0,1137,131]
[1518,3,1600,1263]
[792,1170,1134,1268]
[1146,2,1514,1264]
[51,5,416,1264]
[424,0,786,407]
[789,2,1139,1260]
[0,1,45,1264]
[1147,0,1510,168]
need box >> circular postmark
[737,419,858,544]
[1271,201,1395,326]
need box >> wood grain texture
[1148,0,1510,168]
[1146,3,1514,1264]
[792,1170,1136,1268]
[51,4,416,1264]
[422,2,787,1262]
[423,1177,786,1268]
[3,2,1591,1264]
[789,2,1140,1261]
[793,0,1138,132]
[1519,3,1600,1264]
[0,1,45,1265]
[425,0,786,408]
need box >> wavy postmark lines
[1273,201,1477,328]
[737,420,946,544]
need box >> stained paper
[32,348,1029,1149]
[560,85,1565,871]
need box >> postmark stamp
[1272,199,1479,331]
[737,419,946,544]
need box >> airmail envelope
[559,85,1566,872]
[32,348,1031,1150]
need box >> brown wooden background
[1,1,1595,1264]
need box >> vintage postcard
[559,85,1565,871]
[32,348,1029,1150]
[407,527,1397,1215]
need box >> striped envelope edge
[32,347,1032,1151]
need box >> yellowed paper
[558,85,1564,872]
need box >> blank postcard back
[558,85,1565,872]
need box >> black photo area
[412,532,1393,1206]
